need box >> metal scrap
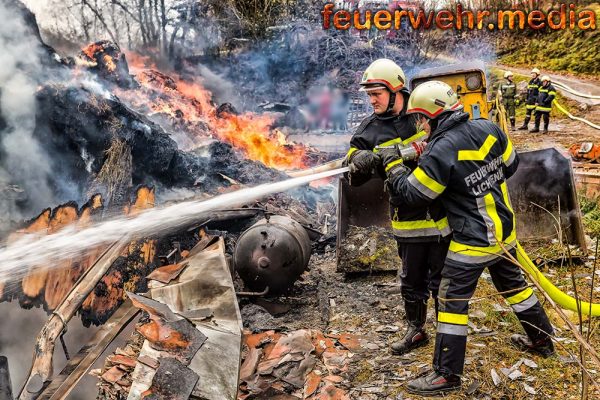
[140,358,199,400]
[128,292,207,364]
[128,238,242,400]
[146,262,189,284]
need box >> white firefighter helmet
[541,75,551,83]
[504,71,514,79]
[359,59,406,93]
[406,81,463,119]
[531,67,540,75]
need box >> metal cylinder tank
[234,215,311,294]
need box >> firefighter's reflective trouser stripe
[397,239,450,302]
[434,256,554,376]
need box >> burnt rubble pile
[0,1,337,327]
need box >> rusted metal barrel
[234,215,311,294]
[0,357,13,400]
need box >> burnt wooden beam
[18,239,129,400]
[37,301,139,400]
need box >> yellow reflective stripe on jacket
[438,312,468,325]
[391,217,450,238]
[436,217,452,237]
[411,167,446,195]
[385,158,403,172]
[401,130,427,145]
[347,147,358,157]
[527,84,538,88]
[484,192,503,243]
[447,230,517,264]
[449,230,517,255]
[392,219,437,230]
[526,104,536,109]
[536,106,552,112]
[506,287,534,305]
[548,91,557,96]
[457,134,497,161]
[502,138,516,166]
[539,88,548,93]
[372,137,402,153]
[500,182,516,232]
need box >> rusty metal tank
[234,215,311,294]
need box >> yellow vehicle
[409,61,509,134]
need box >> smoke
[0,1,54,230]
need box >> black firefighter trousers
[433,252,554,376]
[397,239,450,302]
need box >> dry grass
[91,137,132,205]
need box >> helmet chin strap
[386,91,396,114]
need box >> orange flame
[118,52,309,170]
[103,55,116,72]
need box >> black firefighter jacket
[346,105,450,243]
[388,111,519,266]
[536,83,556,113]
[525,77,542,108]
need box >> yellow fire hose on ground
[516,242,600,316]
[552,98,600,130]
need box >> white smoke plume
[0,1,54,231]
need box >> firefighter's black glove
[379,147,410,182]
[343,149,379,174]
[378,146,401,172]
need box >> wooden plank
[37,301,139,400]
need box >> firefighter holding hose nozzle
[378,80,555,396]
[342,59,451,357]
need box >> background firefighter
[378,81,555,396]
[518,68,542,131]
[531,75,556,134]
[342,59,451,357]
[499,71,517,130]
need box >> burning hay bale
[77,40,135,88]
[337,226,400,274]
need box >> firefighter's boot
[391,300,428,355]
[530,125,540,133]
[518,117,530,130]
[541,121,549,135]
[510,118,516,130]
[511,334,555,357]
[406,370,461,396]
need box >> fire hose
[552,98,600,130]
[553,81,600,100]
[516,243,600,316]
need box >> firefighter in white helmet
[499,71,517,130]
[378,80,554,396]
[531,75,555,134]
[518,68,542,130]
[342,59,451,357]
